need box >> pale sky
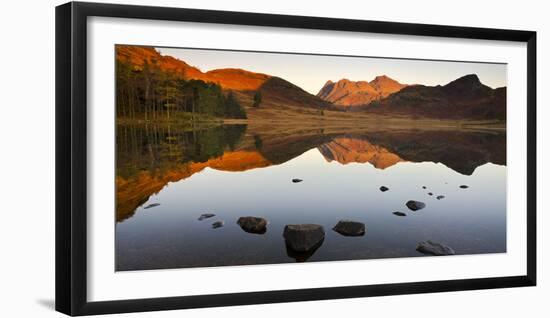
[157,47,506,95]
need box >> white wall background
[0,0,547,316]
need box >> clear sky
[157,47,507,95]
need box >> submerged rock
[212,220,224,229]
[459,185,469,189]
[198,213,216,221]
[380,186,389,192]
[237,216,267,234]
[393,211,407,217]
[283,224,325,252]
[292,178,303,183]
[143,203,160,209]
[416,240,455,256]
[406,200,426,211]
[286,238,324,262]
[332,220,366,236]
[436,195,445,200]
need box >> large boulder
[237,216,268,234]
[283,224,325,252]
[332,220,366,236]
[406,200,426,211]
[416,240,455,256]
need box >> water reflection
[115,124,506,270]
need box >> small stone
[198,213,216,221]
[237,216,268,234]
[406,200,426,211]
[143,203,160,209]
[332,220,366,236]
[292,178,303,183]
[436,195,445,200]
[416,240,455,256]
[393,211,407,217]
[379,186,389,192]
[212,220,224,229]
[459,185,469,189]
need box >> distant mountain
[257,77,332,110]
[317,76,407,108]
[366,74,506,120]
[116,45,270,91]
[116,45,331,109]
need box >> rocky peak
[317,76,407,107]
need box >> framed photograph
[55,1,536,316]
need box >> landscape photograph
[114,45,507,271]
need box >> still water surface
[115,124,506,271]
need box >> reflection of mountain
[116,150,270,222]
[318,138,402,168]
[116,124,505,222]
[317,76,407,108]
[361,130,506,175]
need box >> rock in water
[459,185,469,189]
[436,195,445,200]
[292,178,303,183]
[428,192,433,196]
[212,220,224,229]
[237,216,267,234]
[416,240,455,256]
[332,220,366,236]
[406,200,426,211]
[422,186,427,189]
[393,211,407,217]
[379,186,389,192]
[283,224,325,252]
[285,240,324,262]
[198,213,215,221]
[143,203,160,209]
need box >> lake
[115,123,506,271]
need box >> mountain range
[116,45,332,110]
[317,76,407,108]
[365,74,506,120]
[116,45,506,120]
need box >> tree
[224,91,247,119]
[253,90,262,108]
[115,54,248,121]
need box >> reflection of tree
[116,124,247,180]
[116,124,247,222]
[254,135,263,150]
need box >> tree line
[116,59,247,120]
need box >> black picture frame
[55,1,537,316]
